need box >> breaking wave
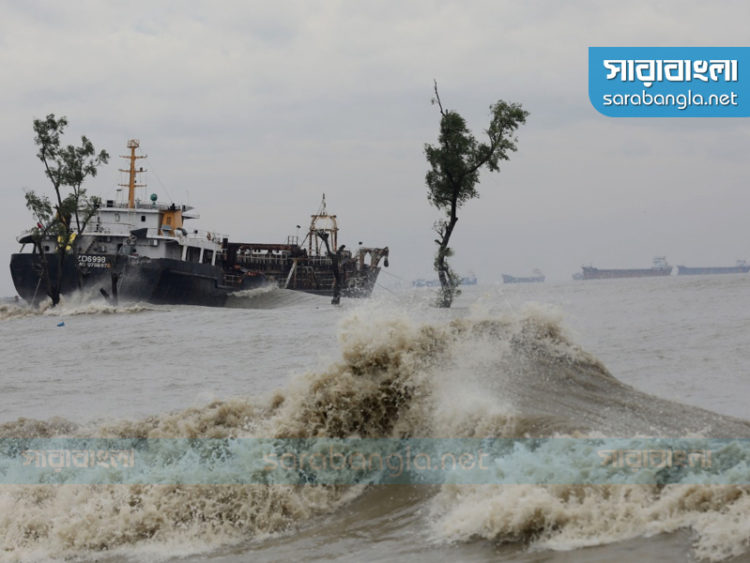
[225,285,324,309]
[1,304,749,561]
[0,294,153,321]
[0,301,38,321]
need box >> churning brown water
[1,276,750,562]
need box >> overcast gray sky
[2,0,749,295]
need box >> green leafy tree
[24,114,109,306]
[424,82,528,307]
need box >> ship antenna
[318,193,327,216]
[119,139,147,209]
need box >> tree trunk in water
[435,213,458,308]
[50,248,67,307]
[435,247,452,308]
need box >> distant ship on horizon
[676,260,750,276]
[502,269,545,284]
[581,256,673,280]
[412,273,478,287]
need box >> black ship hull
[10,250,382,306]
[227,242,384,299]
[10,253,267,307]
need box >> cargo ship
[502,269,545,284]
[581,256,672,280]
[676,261,750,276]
[10,140,389,306]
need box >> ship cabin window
[141,215,146,222]
[44,245,50,252]
[202,250,214,264]
[185,246,201,263]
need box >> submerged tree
[24,114,109,306]
[424,82,528,307]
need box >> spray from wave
[0,302,38,321]
[0,293,153,322]
[1,304,749,561]
[226,285,324,309]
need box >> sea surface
[1,275,750,562]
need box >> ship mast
[118,139,147,208]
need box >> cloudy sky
[2,0,749,295]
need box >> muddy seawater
[1,275,750,562]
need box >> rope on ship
[31,276,43,304]
[379,269,407,283]
[375,282,398,297]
